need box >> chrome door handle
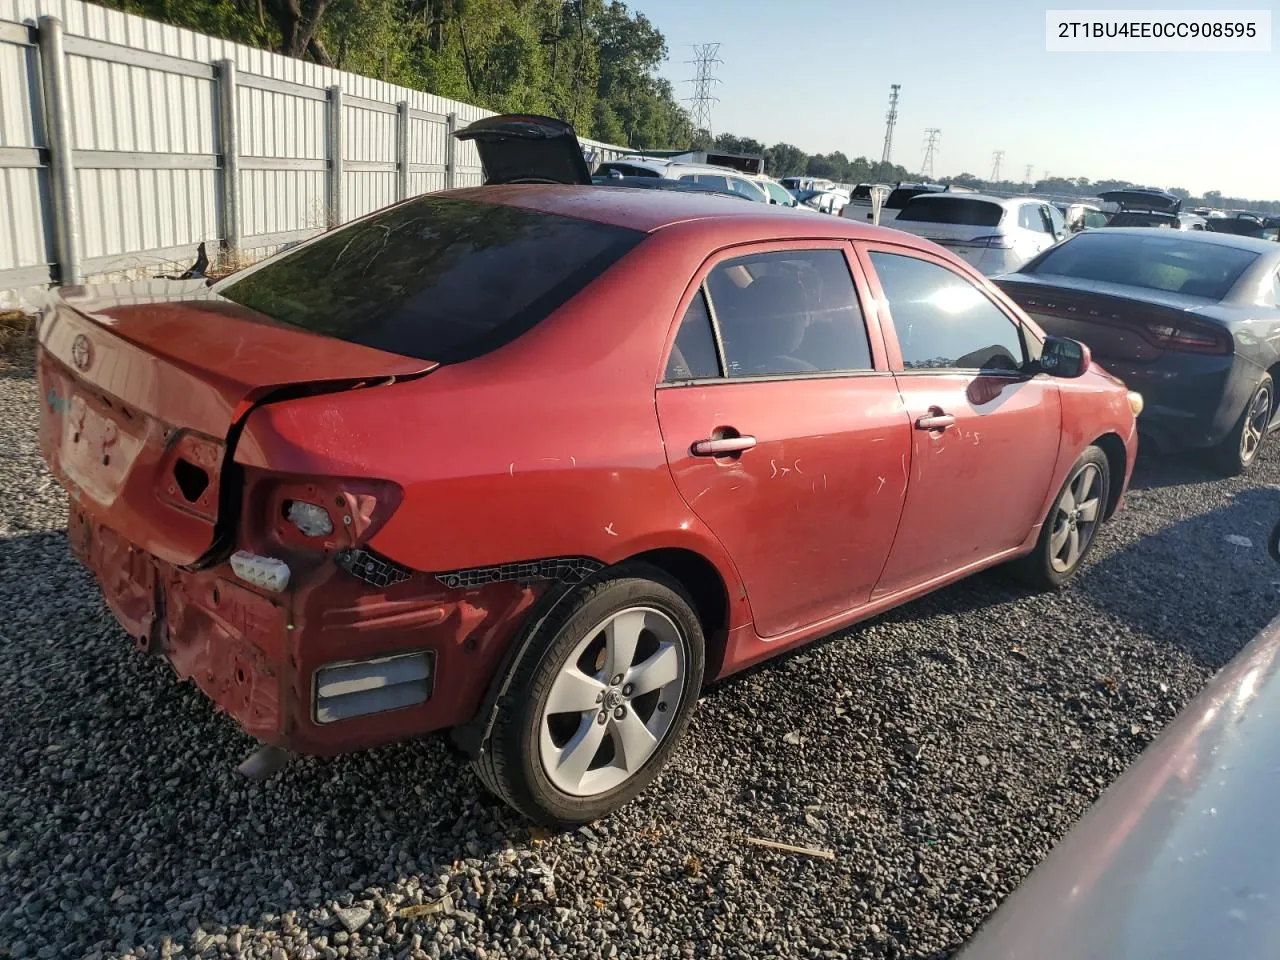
[692,436,757,456]
[915,413,955,431]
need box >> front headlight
[1128,391,1144,417]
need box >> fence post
[37,16,80,286]
[396,101,410,202]
[216,59,241,260]
[445,112,457,190]
[327,85,343,227]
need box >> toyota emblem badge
[71,334,92,371]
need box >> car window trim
[853,239,1037,377]
[656,238,892,388]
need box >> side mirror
[1039,335,1090,378]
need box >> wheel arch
[622,546,732,681]
[1092,431,1128,519]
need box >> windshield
[1025,231,1258,300]
[896,197,1004,226]
[216,196,644,364]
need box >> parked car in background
[1098,188,1206,230]
[595,157,770,203]
[890,193,1068,275]
[1208,213,1280,241]
[959,609,1280,960]
[1056,201,1110,232]
[794,188,849,215]
[840,181,890,215]
[995,228,1280,474]
[590,174,753,202]
[845,181,945,224]
[780,176,836,194]
[747,174,805,208]
[35,113,1139,825]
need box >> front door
[656,243,912,638]
[857,244,1063,597]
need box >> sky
[634,0,1280,200]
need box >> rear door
[656,242,912,638]
[856,243,1063,596]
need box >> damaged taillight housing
[238,471,404,564]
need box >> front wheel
[1012,446,1111,589]
[471,566,705,827]
[1208,374,1272,477]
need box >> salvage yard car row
[23,112,1280,832]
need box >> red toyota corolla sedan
[36,184,1139,825]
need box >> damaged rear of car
[36,192,643,761]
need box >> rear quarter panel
[233,227,754,628]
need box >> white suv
[595,157,770,203]
[889,193,1068,275]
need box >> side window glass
[705,249,873,377]
[664,290,721,381]
[868,251,1025,372]
[696,174,729,191]
[1018,204,1045,232]
[1272,270,1280,307]
[1043,205,1063,235]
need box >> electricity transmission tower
[920,128,940,179]
[685,44,723,137]
[1024,163,1034,183]
[990,149,1005,183]
[878,84,901,177]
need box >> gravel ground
[3,358,1279,960]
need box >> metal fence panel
[0,0,631,299]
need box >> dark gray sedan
[995,229,1280,474]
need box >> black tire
[471,564,705,827]
[1207,374,1273,477]
[1011,445,1111,590]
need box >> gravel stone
[3,357,1280,959]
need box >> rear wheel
[1012,446,1111,589]
[1208,375,1272,476]
[471,566,705,826]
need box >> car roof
[903,192,1033,208]
[1074,225,1280,253]
[607,157,750,178]
[444,183,935,244]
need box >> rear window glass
[1027,232,1258,300]
[215,197,643,364]
[896,197,1003,226]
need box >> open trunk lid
[38,280,433,566]
[1098,188,1182,214]
[454,114,594,185]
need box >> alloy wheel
[539,606,687,797]
[1049,463,1103,574]
[1240,383,1272,465]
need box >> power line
[990,149,1005,183]
[920,128,940,179]
[684,43,723,137]
[879,84,901,174]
